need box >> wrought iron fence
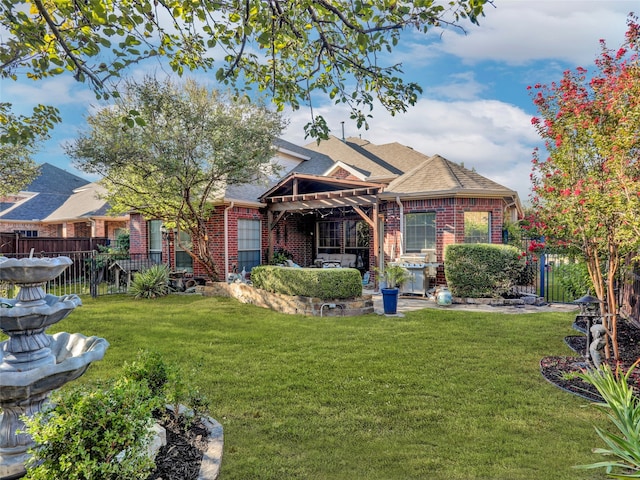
[0,251,160,298]
[507,236,577,304]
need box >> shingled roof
[380,154,517,199]
[0,163,90,221]
[222,138,337,205]
[303,136,519,202]
[46,182,114,221]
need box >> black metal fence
[507,236,577,304]
[0,251,160,298]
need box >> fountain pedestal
[0,257,109,479]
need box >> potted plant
[377,264,412,315]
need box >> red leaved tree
[528,14,640,361]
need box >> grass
[40,294,610,479]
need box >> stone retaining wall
[199,282,374,317]
[451,295,545,306]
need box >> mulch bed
[146,409,210,480]
[541,317,640,402]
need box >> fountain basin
[0,332,109,402]
[0,295,82,334]
[0,257,72,284]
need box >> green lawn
[48,294,608,480]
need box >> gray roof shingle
[302,136,517,199]
[0,163,102,222]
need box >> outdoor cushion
[314,253,357,268]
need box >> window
[175,230,193,272]
[238,219,261,272]
[405,212,436,252]
[14,230,38,237]
[317,221,340,253]
[464,211,491,243]
[345,220,369,248]
[148,220,163,264]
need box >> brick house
[129,136,523,288]
[0,163,128,249]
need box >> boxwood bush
[250,266,362,299]
[444,243,525,298]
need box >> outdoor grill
[392,252,439,296]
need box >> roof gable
[381,154,517,198]
[260,173,383,201]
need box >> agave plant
[129,265,170,299]
[575,361,640,478]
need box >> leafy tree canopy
[66,76,286,280]
[0,146,41,196]
[1,0,489,142]
[0,103,56,194]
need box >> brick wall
[128,196,506,284]
[129,213,148,255]
[332,167,360,181]
[0,222,51,236]
[380,197,505,285]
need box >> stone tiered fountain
[0,256,109,480]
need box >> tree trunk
[584,242,611,359]
[607,242,620,361]
[186,220,220,281]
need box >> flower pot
[381,287,399,314]
[436,286,452,306]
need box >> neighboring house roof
[0,163,122,222]
[46,182,115,221]
[25,162,89,195]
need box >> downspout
[224,201,235,282]
[395,197,403,258]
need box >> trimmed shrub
[445,243,525,298]
[251,266,362,299]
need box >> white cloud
[433,0,634,66]
[2,76,95,112]
[428,71,488,100]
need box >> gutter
[395,196,403,258]
[224,201,235,281]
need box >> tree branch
[32,0,104,89]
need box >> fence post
[539,251,546,300]
[90,252,98,298]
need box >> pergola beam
[267,195,378,212]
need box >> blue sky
[2,0,635,203]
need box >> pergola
[259,173,386,268]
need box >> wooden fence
[620,255,640,328]
[0,234,109,255]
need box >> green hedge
[444,243,525,298]
[251,266,362,300]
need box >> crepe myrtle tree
[66,76,286,281]
[0,0,490,145]
[528,15,640,361]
